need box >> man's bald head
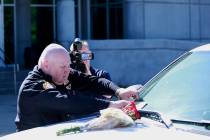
[38,43,69,67]
[38,43,71,85]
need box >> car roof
[191,44,210,52]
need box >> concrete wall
[57,0,75,48]
[144,1,190,39]
[123,0,210,42]
[88,39,204,86]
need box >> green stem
[56,126,81,136]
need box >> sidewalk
[0,94,17,137]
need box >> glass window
[74,0,78,37]
[91,0,106,39]
[75,0,123,39]
[90,0,123,39]
[4,0,14,4]
[30,7,53,66]
[4,6,14,64]
[31,0,53,4]
[109,0,123,39]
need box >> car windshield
[140,51,210,122]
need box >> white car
[1,44,210,140]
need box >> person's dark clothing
[76,66,112,99]
[15,65,119,131]
[90,66,111,81]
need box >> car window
[141,52,210,121]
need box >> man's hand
[116,85,143,101]
[108,100,130,109]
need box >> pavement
[0,94,17,137]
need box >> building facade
[0,0,210,84]
[0,0,75,68]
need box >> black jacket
[15,65,119,131]
[90,66,111,81]
[75,66,112,99]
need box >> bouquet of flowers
[56,101,140,136]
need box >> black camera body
[69,38,94,73]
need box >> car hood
[1,118,210,140]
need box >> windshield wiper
[171,119,210,130]
[138,109,173,129]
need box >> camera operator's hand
[83,60,92,75]
[115,87,140,101]
[108,100,130,109]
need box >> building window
[4,6,14,64]
[91,0,123,39]
[3,0,15,64]
[4,0,13,4]
[31,0,55,50]
[31,0,53,4]
[27,1,55,67]
[74,0,79,38]
[31,7,54,51]
[75,0,123,39]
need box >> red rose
[122,101,141,120]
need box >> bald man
[15,43,139,131]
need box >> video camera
[69,38,94,72]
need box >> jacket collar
[33,65,53,82]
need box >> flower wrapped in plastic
[56,102,140,136]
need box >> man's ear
[42,60,49,71]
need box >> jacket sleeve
[20,80,110,115]
[69,70,119,95]
[98,70,112,81]
[90,67,112,81]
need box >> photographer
[69,38,111,80]
[69,38,112,99]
